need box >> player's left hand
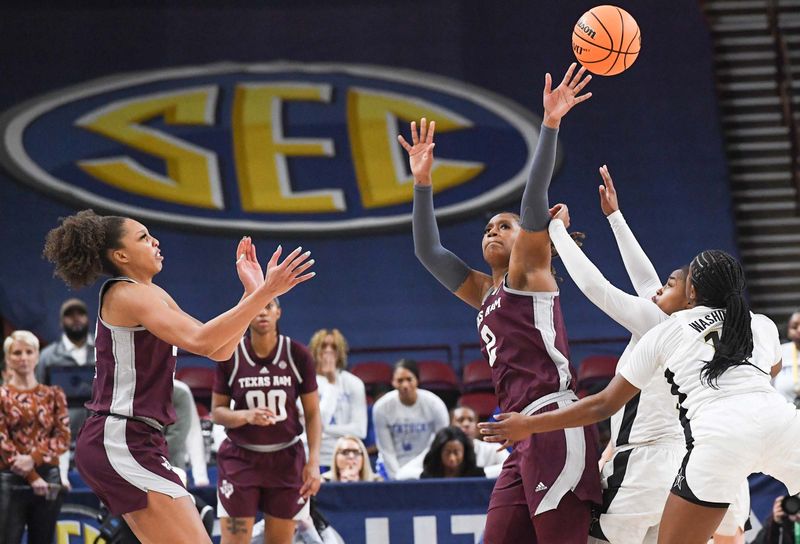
[300,462,321,499]
[543,63,592,127]
[478,412,532,449]
[235,236,263,294]
[549,203,570,229]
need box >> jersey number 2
[481,324,498,367]
[245,390,288,422]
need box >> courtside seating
[461,359,493,393]
[350,361,393,403]
[459,392,498,420]
[418,360,460,408]
[576,355,619,396]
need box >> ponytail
[690,250,754,388]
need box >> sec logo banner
[0,62,550,234]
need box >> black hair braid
[690,250,754,388]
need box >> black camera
[782,494,800,516]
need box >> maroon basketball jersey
[86,278,177,427]
[213,335,317,446]
[477,279,573,413]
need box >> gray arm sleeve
[413,185,471,292]
[519,124,559,231]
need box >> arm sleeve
[324,374,368,439]
[373,403,400,478]
[549,218,664,337]
[618,328,663,389]
[32,387,71,466]
[607,211,662,298]
[412,185,471,293]
[519,124,558,231]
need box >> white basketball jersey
[621,306,781,421]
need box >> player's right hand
[245,408,276,426]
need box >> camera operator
[753,494,800,543]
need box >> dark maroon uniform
[213,335,317,519]
[478,280,602,543]
[75,278,187,516]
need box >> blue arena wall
[0,1,736,362]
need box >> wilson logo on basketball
[0,62,545,235]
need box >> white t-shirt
[773,342,798,403]
[372,389,449,479]
[316,370,368,465]
[549,214,683,448]
[621,306,781,421]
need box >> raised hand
[543,63,592,128]
[549,203,571,229]
[260,245,316,297]
[397,117,436,186]
[235,236,264,294]
[598,165,620,216]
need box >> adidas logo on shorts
[535,482,548,492]
[297,497,306,505]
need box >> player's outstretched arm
[599,165,662,298]
[549,204,663,337]
[400,118,492,308]
[120,245,315,361]
[478,374,639,447]
[508,64,592,293]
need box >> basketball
[572,5,641,76]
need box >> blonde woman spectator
[0,330,70,544]
[309,329,367,471]
[322,436,381,482]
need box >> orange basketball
[572,5,641,76]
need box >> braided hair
[690,250,753,388]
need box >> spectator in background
[37,298,95,438]
[321,436,381,482]
[421,426,485,479]
[309,329,367,472]
[373,359,449,479]
[451,406,508,478]
[751,494,800,543]
[165,380,210,487]
[0,330,70,544]
[774,310,800,405]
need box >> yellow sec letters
[76,87,222,209]
[232,83,344,213]
[347,88,484,209]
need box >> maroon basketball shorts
[489,402,602,518]
[216,438,307,520]
[75,414,188,515]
